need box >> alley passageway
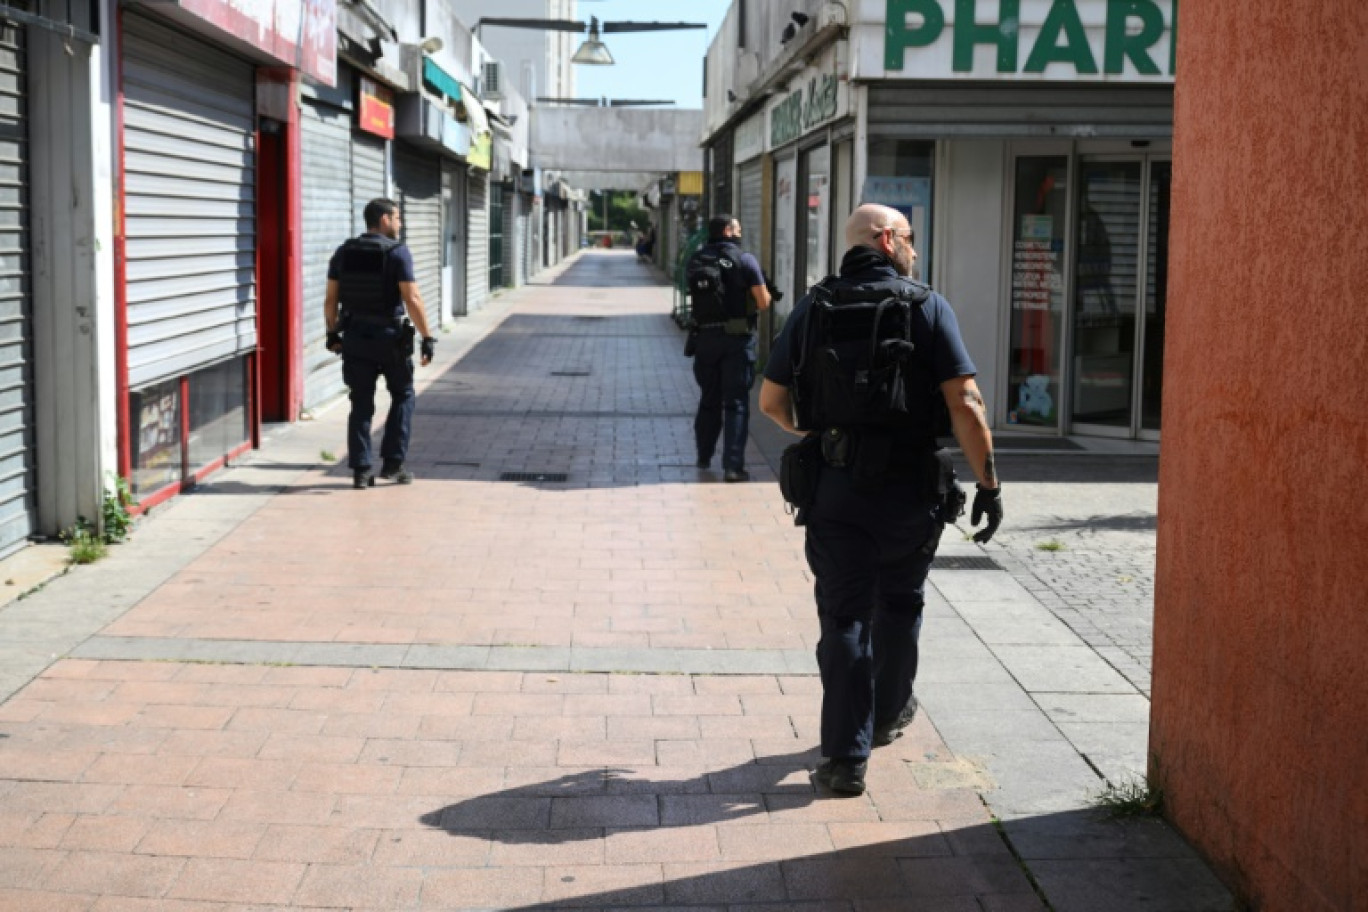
[0,251,1229,910]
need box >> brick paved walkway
[0,252,1065,910]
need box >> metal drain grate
[434,461,481,468]
[550,370,591,377]
[499,472,569,483]
[935,556,1003,571]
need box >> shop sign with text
[770,72,841,147]
[358,77,395,139]
[866,0,1175,82]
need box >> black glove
[971,484,1003,544]
[326,330,343,353]
[420,336,436,361]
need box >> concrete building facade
[702,0,1177,439]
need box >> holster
[779,433,822,525]
[400,320,416,356]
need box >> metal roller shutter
[516,201,529,285]
[300,99,353,410]
[122,12,257,389]
[393,146,441,331]
[466,171,488,310]
[867,83,1174,138]
[736,160,763,260]
[0,19,34,554]
[352,131,385,234]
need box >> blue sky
[572,0,733,108]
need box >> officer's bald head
[845,204,911,250]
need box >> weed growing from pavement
[103,475,137,543]
[321,449,336,462]
[63,521,107,564]
[1092,776,1165,818]
[1036,539,1066,552]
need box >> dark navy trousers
[692,330,756,471]
[342,328,415,471]
[804,467,942,761]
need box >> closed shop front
[735,159,763,263]
[466,170,488,310]
[121,11,256,499]
[352,130,386,233]
[858,0,1176,437]
[0,19,35,555]
[393,145,441,331]
[488,181,504,290]
[300,82,354,411]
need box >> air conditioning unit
[481,61,503,99]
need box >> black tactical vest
[790,274,947,442]
[337,235,401,320]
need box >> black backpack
[791,278,935,434]
[686,244,742,325]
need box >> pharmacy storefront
[852,0,1175,438]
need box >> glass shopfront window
[131,378,183,498]
[864,140,935,282]
[799,144,831,292]
[1007,156,1069,429]
[188,357,249,475]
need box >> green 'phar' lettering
[952,0,1020,73]
[1024,0,1097,74]
[885,0,945,70]
[1104,0,1164,74]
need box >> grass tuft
[1036,539,1066,552]
[1091,776,1164,818]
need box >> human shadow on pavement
[415,790,1232,911]
[420,749,825,843]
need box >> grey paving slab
[1055,722,1150,784]
[929,571,1039,603]
[1029,858,1234,912]
[1038,693,1152,725]
[292,643,413,667]
[1002,813,1198,861]
[917,681,1042,715]
[990,645,1138,694]
[929,710,1070,750]
[404,644,493,669]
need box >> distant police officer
[324,198,436,488]
[759,204,1003,795]
[685,215,771,482]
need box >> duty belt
[696,318,751,334]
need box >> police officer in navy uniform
[324,198,436,488]
[688,215,771,482]
[759,204,1003,795]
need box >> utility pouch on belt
[400,320,416,355]
[779,433,822,525]
[683,329,698,357]
[820,427,851,468]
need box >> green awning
[422,57,462,105]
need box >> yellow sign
[677,171,703,196]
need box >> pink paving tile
[357,739,464,768]
[512,715,607,741]
[58,816,153,853]
[216,790,335,826]
[692,675,783,695]
[289,762,403,795]
[715,823,834,861]
[0,749,98,782]
[253,825,381,864]
[154,730,268,758]
[0,888,95,911]
[826,820,951,855]
[293,863,423,908]
[416,714,514,741]
[44,851,185,898]
[419,867,544,908]
[134,819,267,859]
[660,860,787,905]
[540,863,664,906]
[488,829,606,867]
[370,828,491,866]
[603,825,722,864]
[185,757,301,791]
[166,857,306,904]
[320,711,424,739]
[130,705,235,732]
[558,740,659,768]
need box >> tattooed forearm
[983,451,997,487]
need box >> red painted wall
[1152,2,1368,909]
